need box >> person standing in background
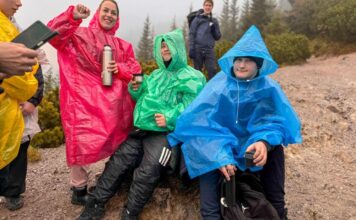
[189,0,221,80]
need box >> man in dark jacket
[189,0,221,80]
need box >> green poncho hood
[129,29,206,131]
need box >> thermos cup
[102,45,113,86]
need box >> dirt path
[1,53,355,220]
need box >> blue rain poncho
[168,26,302,178]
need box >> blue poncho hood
[169,26,302,178]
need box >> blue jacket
[169,26,302,178]
[189,13,221,49]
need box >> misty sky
[15,0,224,48]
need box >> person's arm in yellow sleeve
[1,63,39,102]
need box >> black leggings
[92,131,169,214]
[0,141,30,197]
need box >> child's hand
[219,164,237,181]
[20,101,36,116]
[245,141,268,166]
[154,113,167,127]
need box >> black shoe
[5,196,24,211]
[121,208,139,220]
[77,197,105,220]
[71,186,88,205]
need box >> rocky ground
[1,53,355,220]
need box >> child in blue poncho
[169,25,302,219]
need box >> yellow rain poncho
[0,11,38,169]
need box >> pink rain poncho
[47,6,141,166]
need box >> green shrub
[314,0,356,43]
[311,38,356,57]
[266,32,311,65]
[32,126,64,148]
[27,145,41,162]
[140,60,158,75]
[31,87,64,148]
[215,40,234,62]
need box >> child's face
[233,57,258,80]
[161,42,171,62]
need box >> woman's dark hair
[99,0,119,15]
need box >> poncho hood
[88,4,120,35]
[218,25,278,81]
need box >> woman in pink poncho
[47,0,141,205]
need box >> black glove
[189,47,195,59]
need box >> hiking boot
[5,196,24,211]
[71,186,88,205]
[76,197,105,220]
[121,208,139,220]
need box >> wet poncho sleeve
[117,44,139,83]
[168,81,238,178]
[162,73,206,131]
[47,6,82,50]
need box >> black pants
[193,47,217,80]
[200,146,286,220]
[92,131,169,214]
[0,141,30,197]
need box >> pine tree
[137,16,154,61]
[249,0,275,31]
[239,0,251,33]
[182,21,189,50]
[228,0,239,41]
[189,3,193,13]
[170,16,177,31]
[219,0,230,40]
[44,67,55,94]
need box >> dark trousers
[193,47,217,80]
[92,131,168,214]
[0,141,30,197]
[199,146,286,220]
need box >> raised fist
[73,4,90,20]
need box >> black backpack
[187,9,204,28]
[220,172,280,220]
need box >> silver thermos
[102,45,113,86]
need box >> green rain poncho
[129,29,206,132]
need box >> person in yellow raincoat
[0,0,39,205]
